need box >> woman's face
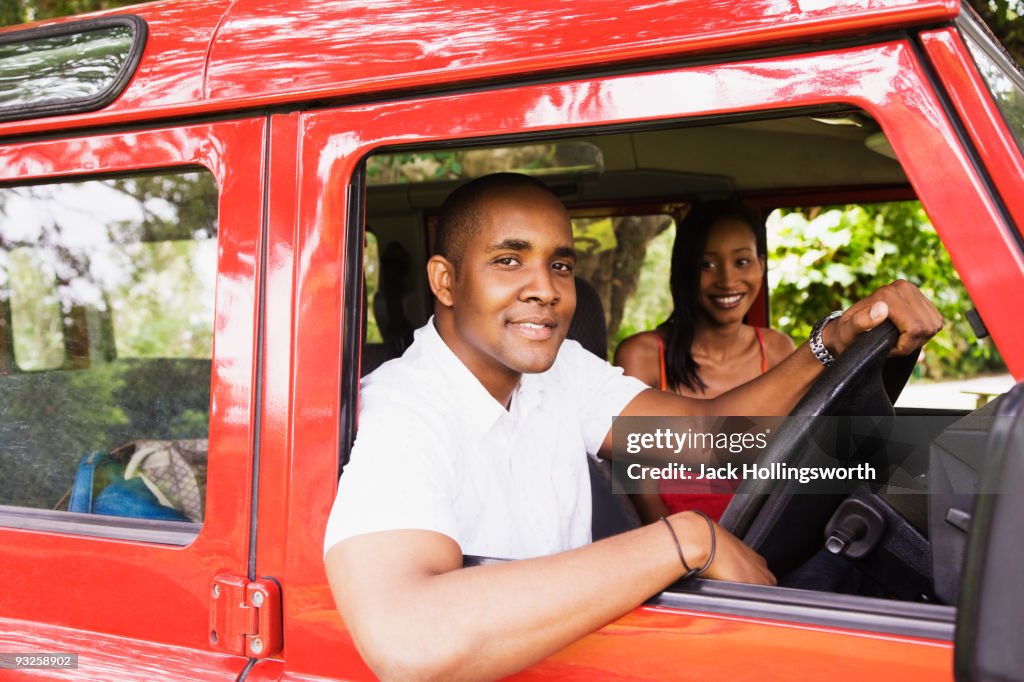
[696,216,764,326]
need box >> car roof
[0,0,959,137]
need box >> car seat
[571,277,642,540]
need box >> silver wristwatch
[809,310,843,366]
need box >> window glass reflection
[964,30,1024,155]
[0,25,134,114]
[0,171,216,535]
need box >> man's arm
[601,280,942,454]
[325,511,773,682]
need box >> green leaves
[767,202,1005,380]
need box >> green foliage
[0,359,211,509]
[767,203,1006,380]
[612,223,675,349]
[365,145,569,185]
[0,1,143,27]
[6,247,64,369]
[967,0,1024,67]
[569,214,673,352]
[0,366,127,508]
[572,217,618,256]
[109,174,217,242]
[364,231,382,343]
[366,151,464,184]
[0,171,215,510]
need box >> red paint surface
[0,0,958,137]
[0,617,247,681]
[920,28,1024,238]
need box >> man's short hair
[434,172,555,267]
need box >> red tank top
[654,328,768,521]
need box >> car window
[571,214,677,359]
[0,170,217,533]
[765,202,1008,411]
[0,17,145,123]
[961,19,1024,157]
[355,100,1013,626]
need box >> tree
[968,0,1024,66]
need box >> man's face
[444,187,577,388]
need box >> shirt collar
[417,317,509,439]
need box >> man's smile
[507,316,558,340]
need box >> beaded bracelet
[660,511,717,580]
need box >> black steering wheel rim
[719,320,910,541]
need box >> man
[324,173,941,681]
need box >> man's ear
[427,255,456,307]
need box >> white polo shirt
[323,319,647,560]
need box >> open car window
[764,202,1008,412]
[348,101,1017,641]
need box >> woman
[615,199,795,523]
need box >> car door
[0,118,266,679]
[254,34,1024,681]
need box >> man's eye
[553,261,575,273]
[495,257,520,266]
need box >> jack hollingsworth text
[627,462,877,484]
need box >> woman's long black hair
[661,199,767,393]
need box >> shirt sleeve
[558,340,648,455]
[323,397,458,557]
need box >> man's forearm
[326,513,723,682]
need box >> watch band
[810,310,843,366]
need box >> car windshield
[961,18,1024,156]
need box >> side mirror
[954,383,1024,681]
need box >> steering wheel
[718,321,916,571]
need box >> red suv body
[1,1,1022,679]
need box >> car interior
[357,105,1011,610]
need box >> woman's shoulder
[617,329,664,349]
[757,326,797,365]
[613,330,664,388]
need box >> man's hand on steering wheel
[823,280,944,358]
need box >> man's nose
[520,264,560,304]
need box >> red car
[0,0,1022,679]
